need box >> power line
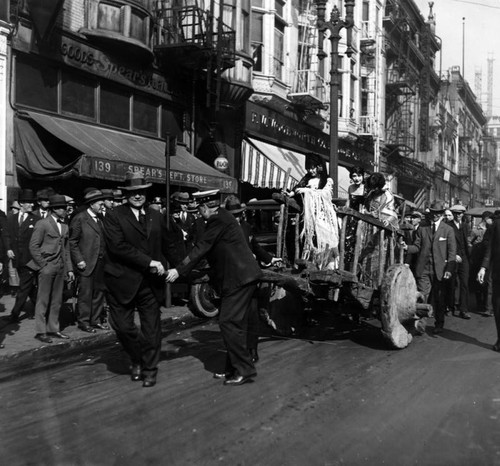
[452,0,500,9]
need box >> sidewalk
[0,293,201,380]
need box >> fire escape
[153,0,236,113]
[383,0,419,156]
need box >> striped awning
[241,138,306,191]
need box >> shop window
[97,3,122,33]
[133,93,158,135]
[251,11,264,72]
[15,55,58,112]
[100,83,131,130]
[162,106,184,140]
[273,20,285,81]
[61,71,96,119]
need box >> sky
[413,0,500,115]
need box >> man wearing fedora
[28,195,74,343]
[166,190,263,386]
[446,204,472,319]
[69,188,108,333]
[3,189,40,322]
[404,200,456,334]
[103,172,181,388]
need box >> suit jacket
[28,215,73,273]
[103,205,181,305]
[407,220,456,280]
[176,212,196,232]
[481,218,500,279]
[3,212,40,268]
[69,210,105,276]
[447,219,471,261]
[176,208,262,295]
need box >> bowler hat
[113,189,124,201]
[429,200,446,213]
[49,194,68,209]
[18,189,36,203]
[186,201,199,213]
[150,196,163,205]
[225,195,246,214]
[84,189,107,204]
[193,189,220,208]
[450,204,466,213]
[119,172,152,191]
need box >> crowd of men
[401,201,498,337]
[0,173,269,388]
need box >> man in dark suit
[69,189,108,333]
[33,188,53,219]
[478,215,500,351]
[29,195,74,343]
[166,190,263,386]
[404,200,456,334]
[103,172,182,388]
[447,204,472,319]
[4,189,40,322]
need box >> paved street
[2,306,500,466]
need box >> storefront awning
[241,138,306,191]
[14,112,237,193]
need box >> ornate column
[0,21,12,211]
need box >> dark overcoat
[3,212,39,268]
[103,205,182,305]
[69,210,105,277]
[481,218,500,281]
[176,208,262,295]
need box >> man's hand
[77,261,86,271]
[67,271,75,282]
[149,260,165,276]
[477,267,486,284]
[165,269,179,282]
[456,255,462,263]
[400,241,408,251]
[270,257,282,266]
[7,250,15,260]
[443,271,452,280]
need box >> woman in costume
[344,166,366,270]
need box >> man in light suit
[404,200,456,334]
[29,195,74,343]
[69,189,108,333]
[103,172,182,388]
[3,189,40,322]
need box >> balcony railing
[289,70,328,106]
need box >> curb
[0,308,203,382]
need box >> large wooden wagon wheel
[380,264,433,349]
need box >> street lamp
[315,0,355,198]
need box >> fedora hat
[84,189,107,204]
[18,189,36,203]
[450,204,466,213]
[100,189,114,200]
[49,194,68,209]
[113,189,125,201]
[171,192,190,204]
[119,172,152,191]
[193,189,220,208]
[186,200,199,213]
[429,200,446,213]
[224,195,246,215]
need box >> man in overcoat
[166,190,263,386]
[28,195,74,343]
[4,189,39,322]
[405,200,456,334]
[103,172,182,388]
[69,188,108,333]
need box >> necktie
[19,213,24,225]
[139,213,146,225]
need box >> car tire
[189,282,220,318]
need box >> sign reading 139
[95,160,112,173]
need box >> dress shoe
[35,334,53,344]
[223,374,254,386]
[130,364,142,382]
[213,372,234,380]
[483,311,494,317]
[249,348,259,363]
[142,375,156,388]
[459,312,471,320]
[78,325,96,333]
[50,332,70,339]
[432,327,443,335]
[92,323,109,330]
[9,314,21,324]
